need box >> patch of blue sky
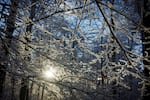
[79,20,100,32]
[133,45,143,55]
[0,0,11,4]
[62,13,79,26]
[0,5,2,11]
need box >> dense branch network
[0,0,149,99]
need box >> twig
[95,0,150,81]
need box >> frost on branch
[0,0,148,100]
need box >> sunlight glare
[43,67,56,79]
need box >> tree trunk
[0,0,19,99]
[142,0,150,99]
[0,64,6,99]
[19,78,29,100]
[41,84,45,100]
[11,77,15,100]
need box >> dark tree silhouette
[0,0,19,99]
[142,0,150,99]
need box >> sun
[43,67,56,79]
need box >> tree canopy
[0,0,150,100]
